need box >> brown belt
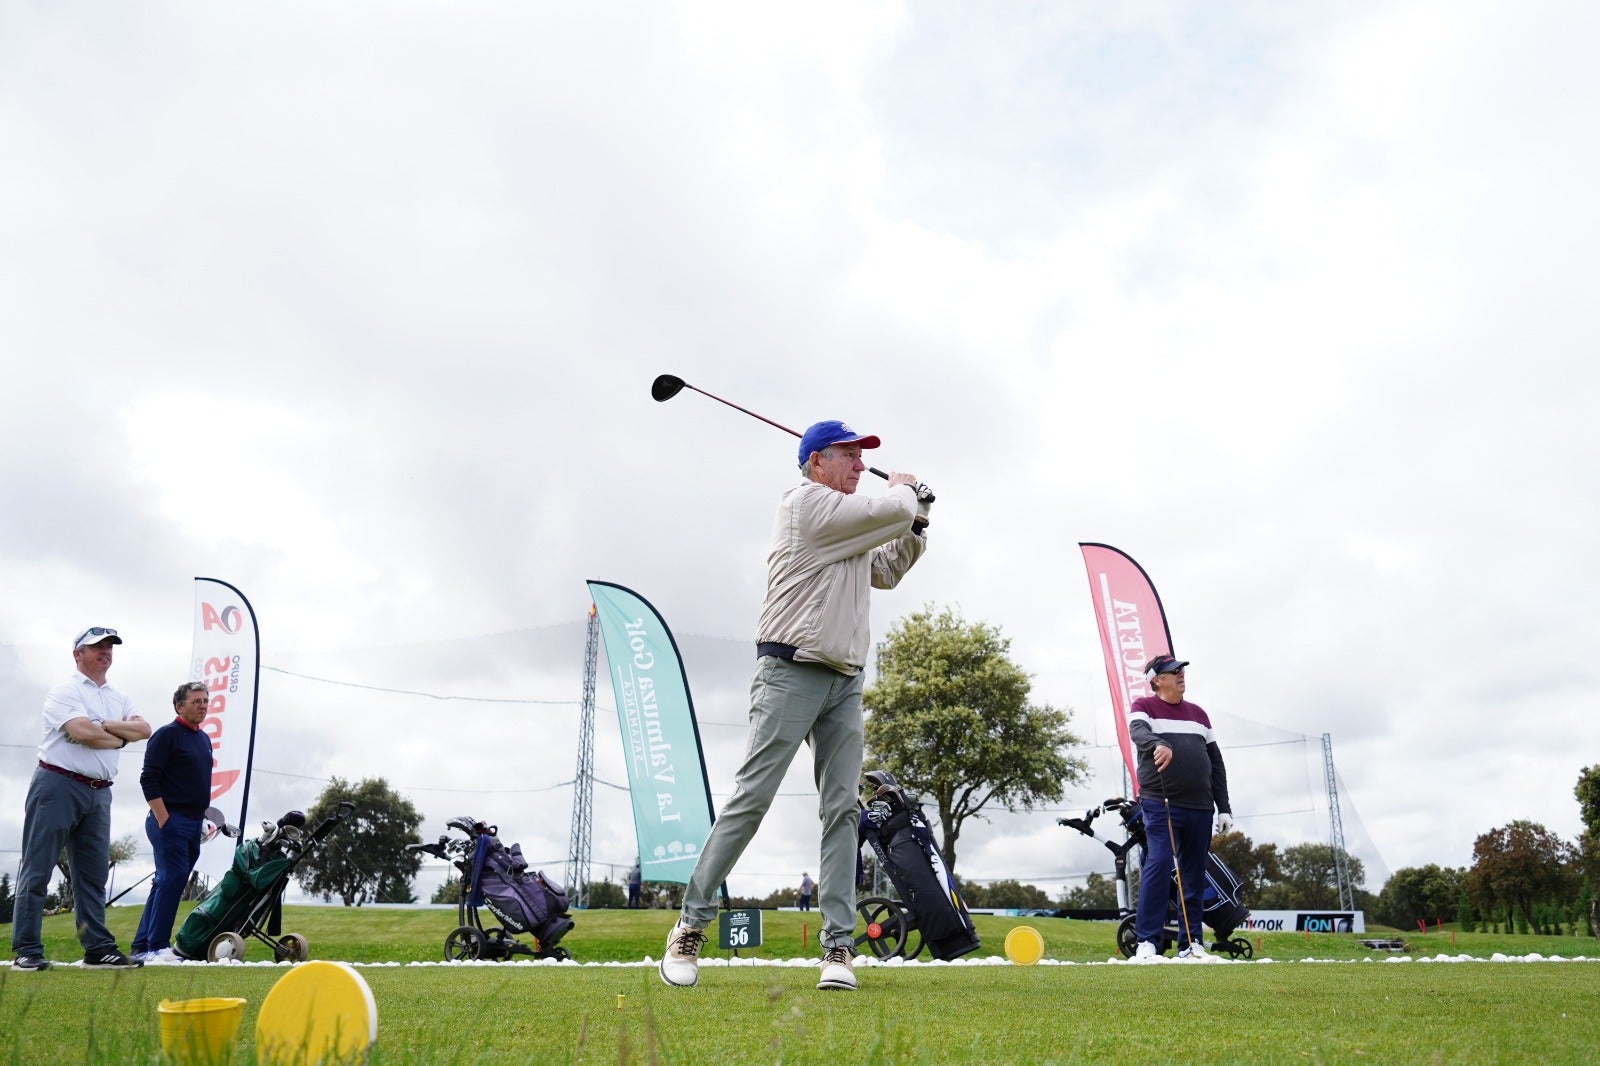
[39,761,112,789]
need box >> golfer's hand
[887,472,918,490]
[1216,813,1235,834]
[1153,744,1173,772]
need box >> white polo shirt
[38,671,139,781]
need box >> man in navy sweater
[131,682,215,962]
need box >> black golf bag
[855,770,981,961]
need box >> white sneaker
[140,948,182,965]
[659,922,705,987]
[1133,941,1159,961]
[816,944,857,991]
[1178,942,1210,960]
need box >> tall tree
[1058,872,1118,910]
[0,872,13,924]
[1576,766,1600,936]
[1376,864,1468,929]
[1209,830,1284,908]
[863,606,1090,872]
[295,777,424,906]
[1254,842,1366,909]
[1466,820,1578,935]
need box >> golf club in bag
[854,770,981,961]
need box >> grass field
[4,905,1598,1063]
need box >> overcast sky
[4,2,1597,911]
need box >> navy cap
[1143,654,1189,680]
[797,420,881,468]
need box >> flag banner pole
[586,580,715,886]
[191,577,262,881]
[1078,544,1177,799]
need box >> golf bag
[857,770,981,961]
[410,815,575,960]
[175,802,354,962]
[469,832,574,951]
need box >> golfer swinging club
[660,419,931,991]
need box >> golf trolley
[175,802,355,963]
[1059,796,1252,959]
[853,770,981,962]
[409,816,574,962]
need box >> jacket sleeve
[1208,741,1231,815]
[140,728,170,801]
[798,484,918,563]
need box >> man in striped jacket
[1128,654,1233,960]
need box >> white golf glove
[1215,813,1235,834]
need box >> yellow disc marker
[255,960,378,1066]
[1004,925,1045,966]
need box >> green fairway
[4,906,1598,1063]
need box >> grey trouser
[11,767,116,958]
[682,656,864,950]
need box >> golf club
[651,374,931,501]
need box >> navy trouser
[132,810,204,954]
[10,769,116,959]
[1134,796,1211,948]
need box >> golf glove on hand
[1215,813,1235,834]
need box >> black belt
[39,761,112,789]
[757,642,799,660]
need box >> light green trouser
[681,656,864,950]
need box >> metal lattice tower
[1322,732,1354,910]
[566,606,599,908]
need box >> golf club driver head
[651,374,687,402]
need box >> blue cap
[797,420,881,468]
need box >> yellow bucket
[158,997,247,1064]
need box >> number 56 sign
[718,908,763,952]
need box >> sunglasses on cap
[73,626,121,649]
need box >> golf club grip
[869,467,888,480]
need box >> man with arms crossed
[11,626,151,970]
[660,419,930,991]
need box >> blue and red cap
[797,420,881,468]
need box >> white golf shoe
[659,922,705,987]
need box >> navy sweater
[139,718,214,817]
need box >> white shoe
[140,948,182,965]
[1133,941,1159,961]
[816,945,857,991]
[1178,942,1210,960]
[659,922,705,987]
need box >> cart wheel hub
[867,922,883,939]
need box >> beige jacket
[755,480,927,675]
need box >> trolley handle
[310,801,357,843]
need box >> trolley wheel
[853,897,911,959]
[1223,936,1253,959]
[444,925,487,962]
[1115,914,1140,958]
[208,931,247,963]
[275,933,310,963]
[539,945,573,961]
